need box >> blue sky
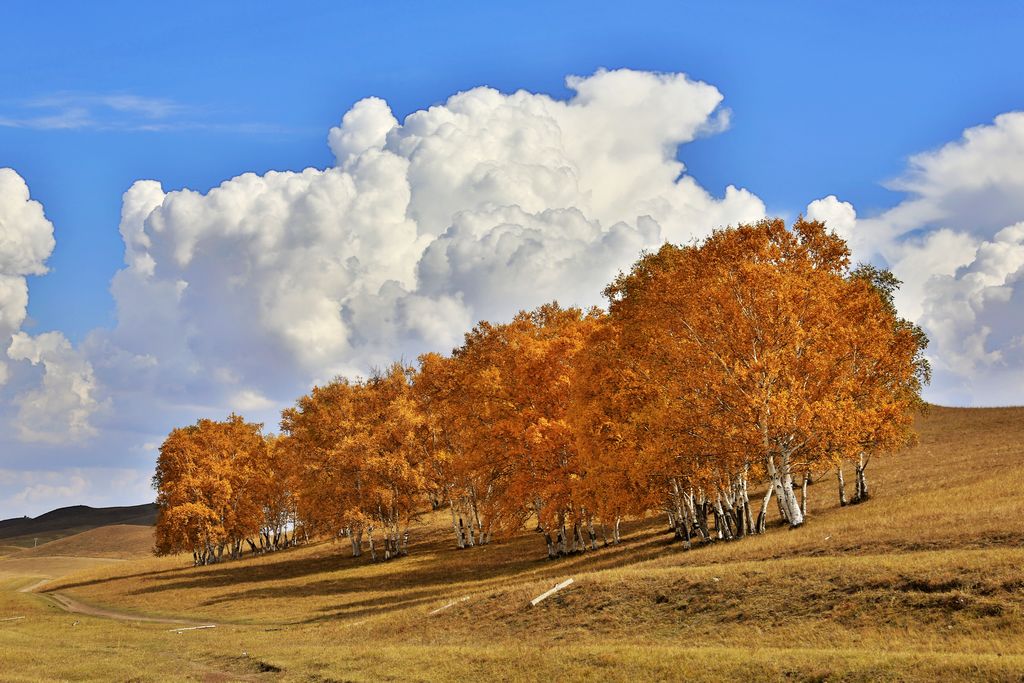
[2,2,1023,517]
[6,1,1021,341]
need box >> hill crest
[0,502,157,547]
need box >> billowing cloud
[879,112,1024,241]
[7,331,105,443]
[806,195,857,244]
[93,69,764,416]
[0,169,104,445]
[0,168,56,385]
[916,223,1024,405]
[809,112,1024,406]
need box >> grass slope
[11,525,154,561]
[0,525,152,589]
[2,406,1023,681]
[0,556,124,583]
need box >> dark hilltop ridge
[0,503,156,547]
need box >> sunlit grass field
[2,406,1023,681]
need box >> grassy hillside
[0,503,156,548]
[0,556,124,583]
[10,524,154,561]
[0,524,152,584]
[3,407,1023,681]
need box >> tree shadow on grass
[127,517,687,601]
[45,565,184,593]
[118,518,722,632]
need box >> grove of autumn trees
[153,415,300,565]
[153,218,929,565]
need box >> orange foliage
[153,218,927,562]
[281,363,424,560]
[153,415,268,564]
[594,218,927,534]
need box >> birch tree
[602,217,928,531]
[281,379,369,556]
[153,415,267,564]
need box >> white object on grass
[429,595,470,616]
[168,624,216,633]
[529,578,574,607]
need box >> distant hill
[0,503,157,548]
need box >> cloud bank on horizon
[1,69,1022,517]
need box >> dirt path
[43,591,215,626]
[4,554,212,626]
[17,578,50,593]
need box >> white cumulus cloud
[92,69,764,416]
[0,168,56,386]
[7,331,105,443]
[1,169,103,444]
[808,111,1024,406]
[806,195,857,244]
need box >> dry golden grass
[0,525,152,585]
[0,556,123,582]
[12,524,154,561]
[3,406,1023,681]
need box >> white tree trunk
[740,473,754,536]
[692,493,711,541]
[837,466,847,506]
[472,497,485,546]
[756,485,773,533]
[449,500,466,549]
[767,453,804,527]
[855,452,870,502]
[713,495,731,540]
[670,479,691,544]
